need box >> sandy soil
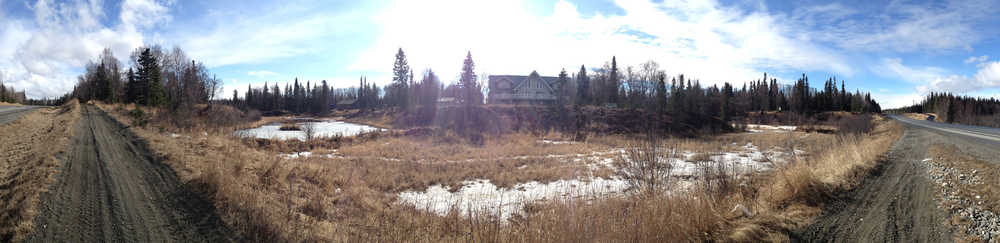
[26,105,233,242]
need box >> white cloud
[964,55,989,65]
[918,62,1000,94]
[175,4,370,68]
[881,59,1000,95]
[875,58,947,84]
[788,0,995,53]
[247,70,279,78]
[871,92,923,109]
[350,0,851,87]
[0,0,171,99]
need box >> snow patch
[234,120,381,140]
[398,178,629,220]
[538,139,578,145]
[745,124,797,133]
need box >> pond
[234,119,381,140]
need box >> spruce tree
[576,65,589,105]
[609,56,619,105]
[459,51,481,105]
[392,48,411,110]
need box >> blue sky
[1,0,999,108]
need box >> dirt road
[0,106,41,125]
[26,105,233,242]
[796,116,1000,242]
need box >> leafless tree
[616,135,676,197]
[302,123,317,141]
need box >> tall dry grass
[0,100,80,242]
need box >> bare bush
[837,114,874,135]
[302,123,317,141]
[616,137,675,197]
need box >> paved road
[27,105,233,242]
[0,106,41,125]
[889,114,1000,147]
[796,115,1000,242]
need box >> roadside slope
[0,106,41,125]
[26,105,233,242]
[0,102,79,242]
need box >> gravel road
[795,115,1000,242]
[26,105,233,242]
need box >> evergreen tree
[576,65,589,105]
[124,68,136,103]
[136,47,164,106]
[392,48,411,110]
[608,56,619,105]
[654,74,667,115]
[459,51,482,105]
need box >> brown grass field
[0,100,80,242]
[91,102,901,242]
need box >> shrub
[129,108,148,127]
[279,123,301,131]
[616,136,676,197]
[836,114,874,135]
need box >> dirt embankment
[0,101,79,242]
[25,105,233,242]
[903,112,939,122]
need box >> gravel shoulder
[26,105,233,242]
[797,116,1000,242]
[795,123,953,242]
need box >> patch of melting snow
[538,139,578,145]
[281,152,312,159]
[234,120,380,140]
[397,178,629,220]
[398,142,790,219]
[745,124,797,133]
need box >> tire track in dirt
[794,122,955,242]
[26,105,233,242]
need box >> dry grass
[335,109,398,129]
[0,102,21,106]
[93,102,902,242]
[724,115,903,241]
[903,112,940,122]
[278,123,302,131]
[0,100,80,242]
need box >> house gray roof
[488,73,559,90]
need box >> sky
[1,0,999,108]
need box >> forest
[68,46,881,135]
[887,92,1000,128]
[238,49,880,134]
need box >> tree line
[0,79,26,104]
[238,51,880,135]
[70,45,222,125]
[888,92,1000,127]
[237,49,485,123]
